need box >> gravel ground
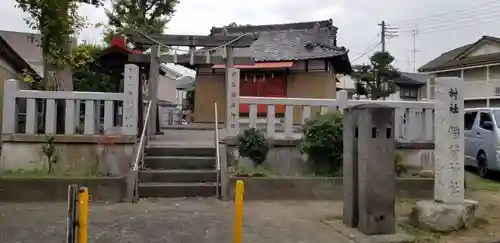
[0,198,350,243]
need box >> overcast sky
[1,0,500,73]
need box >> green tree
[351,51,400,100]
[104,0,179,50]
[14,0,102,90]
[72,44,118,92]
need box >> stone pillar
[342,104,396,235]
[434,77,464,204]
[342,106,358,228]
[409,77,478,232]
[226,68,240,136]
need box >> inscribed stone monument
[433,77,464,204]
[226,68,240,136]
[409,77,478,232]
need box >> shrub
[300,112,343,176]
[395,152,407,176]
[237,128,270,167]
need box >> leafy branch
[14,0,101,90]
[351,51,400,100]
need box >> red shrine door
[239,73,286,114]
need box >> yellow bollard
[233,180,244,243]
[77,187,89,243]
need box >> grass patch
[465,172,500,192]
[0,168,101,178]
[229,165,270,177]
[0,168,50,177]
[398,221,443,243]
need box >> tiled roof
[393,72,428,86]
[209,20,348,61]
[419,36,500,72]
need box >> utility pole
[379,21,398,53]
[410,27,420,73]
[379,21,386,52]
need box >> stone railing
[235,90,435,142]
[2,64,139,136]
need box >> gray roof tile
[209,20,348,61]
[393,72,428,86]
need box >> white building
[419,35,500,108]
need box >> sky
[1,0,500,73]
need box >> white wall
[467,42,500,57]
[157,75,178,104]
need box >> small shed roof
[393,72,428,86]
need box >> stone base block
[325,219,415,243]
[409,200,478,232]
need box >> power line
[398,13,500,35]
[396,5,500,28]
[392,0,500,25]
[398,11,500,33]
[351,42,382,62]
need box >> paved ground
[0,199,351,243]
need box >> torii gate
[127,31,257,136]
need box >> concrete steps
[144,156,215,170]
[139,169,217,183]
[138,146,218,198]
[139,182,217,198]
[145,147,216,157]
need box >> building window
[400,87,418,98]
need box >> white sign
[226,68,240,136]
[434,77,464,204]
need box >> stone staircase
[138,147,218,198]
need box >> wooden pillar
[148,45,160,136]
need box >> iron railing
[214,102,221,198]
[128,101,153,201]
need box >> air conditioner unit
[495,87,500,96]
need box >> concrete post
[2,79,19,134]
[342,104,396,235]
[342,107,358,227]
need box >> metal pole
[77,187,89,243]
[233,180,244,243]
[66,185,77,243]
